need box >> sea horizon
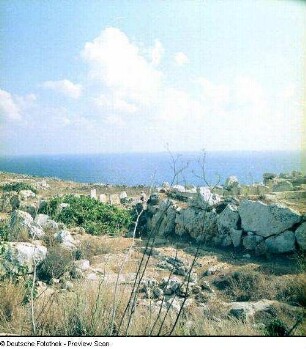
[0,150,303,187]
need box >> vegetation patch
[1,182,37,194]
[37,246,75,283]
[39,195,132,236]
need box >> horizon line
[0,149,304,158]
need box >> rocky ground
[0,171,305,336]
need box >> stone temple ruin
[143,171,306,256]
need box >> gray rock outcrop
[147,199,177,236]
[265,230,296,253]
[2,242,47,273]
[10,210,45,239]
[175,207,218,242]
[239,200,301,237]
[217,204,240,233]
[242,233,264,251]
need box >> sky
[0,0,305,155]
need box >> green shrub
[265,318,288,336]
[1,182,37,194]
[0,221,9,243]
[39,195,132,236]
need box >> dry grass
[8,226,32,243]
[211,265,306,305]
[0,279,261,336]
[76,235,138,262]
[0,269,304,336]
[0,281,29,334]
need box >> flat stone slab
[239,200,301,237]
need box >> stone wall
[145,190,305,256]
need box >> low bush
[1,182,37,194]
[37,247,74,283]
[265,318,288,336]
[276,275,306,307]
[213,268,271,301]
[39,195,132,236]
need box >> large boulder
[175,207,218,242]
[238,200,301,237]
[10,209,33,228]
[242,232,264,251]
[10,210,45,239]
[146,199,177,236]
[1,242,47,273]
[265,230,295,253]
[217,204,240,233]
[295,222,306,251]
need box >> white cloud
[94,94,138,114]
[174,52,189,66]
[198,78,230,107]
[81,27,162,106]
[42,79,82,99]
[232,76,266,111]
[151,40,164,66]
[158,88,205,122]
[6,27,297,154]
[0,89,22,120]
[104,115,125,127]
[15,93,37,110]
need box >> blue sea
[0,151,303,187]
